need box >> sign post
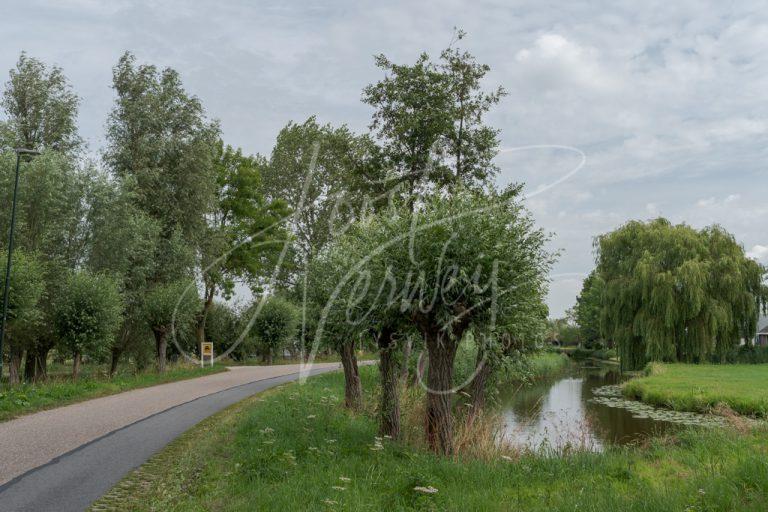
[201,342,214,368]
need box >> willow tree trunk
[339,340,362,410]
[378,327,400,438]
[8,346,22,385]
[196,292,214,346]
[154,329,168,373]
[72,352,82,381]
[424,331,459,456]
[35,339,53,382]
[24,348,36,383]
[109,345,123,378]
[467,347,493,426]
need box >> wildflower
[308,446,319,451]
[322,499,338,505]
[501,455,513,461]
[307,414,316,419]
[339,476,351,482]
[414,486,438,494]
[262,440,275,445]
[326,439,337,444]
[331,486,346,491]
[259,427,274,435]
[383,435,392,439]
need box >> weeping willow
[596,219,767,371]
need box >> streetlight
[0,148,40,384]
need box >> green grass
[526,351,570,378]
[0,363,226,422]
[623,363,768,417]
[91,365,768,511]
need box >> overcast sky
[2,0,767,317]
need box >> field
[91,365,768,512]
[0,363,226,422]
[623,363,768,417]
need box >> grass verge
[91,365,768,511]
[0,363,226,422]
[623,363,768,417]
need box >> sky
[2,0,767,317]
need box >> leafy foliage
[1,52,82,153]
[0,250,45,341]
[144,281,200,343]
[574,270,605,345]
[247,296,299,362]
[597,218,768,370]
[53,271,123,364]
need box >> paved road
[0,363,344,512]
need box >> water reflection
[500,363,676,452]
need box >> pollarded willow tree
[247,295,299,365]
[597,218,767,371]
[314,187,552,454]
[53,271,123,380]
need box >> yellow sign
[201,342,213,356]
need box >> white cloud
[513,33,622,93]
[747,245,768,263]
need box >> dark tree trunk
[196,287,215,346]
[36,346,50,382]
[109,345,123,378]
[8,346,22,385]
[154,329,168,373]
[467,347,493,426]
[378,327,400,439]
[424,329,459,456]
[24,348,36,383]
[35,337,55,382]
[339,340,362,410]
[72,352,82,381]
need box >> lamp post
[0,148,40,384]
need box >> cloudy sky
[2,0,767,316]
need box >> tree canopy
[597,218,768,370]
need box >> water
[500,362,677,452]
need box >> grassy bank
[92,366,768,511]
[623,363,768,417]
[525,351,570,379]
[0,363,226,422]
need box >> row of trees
[0,52,297,381]
[1,33,556,457]
[575,218,767,371]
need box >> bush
[248,295,299,364]
[722,345,768,364]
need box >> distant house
[756,316,768,347]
